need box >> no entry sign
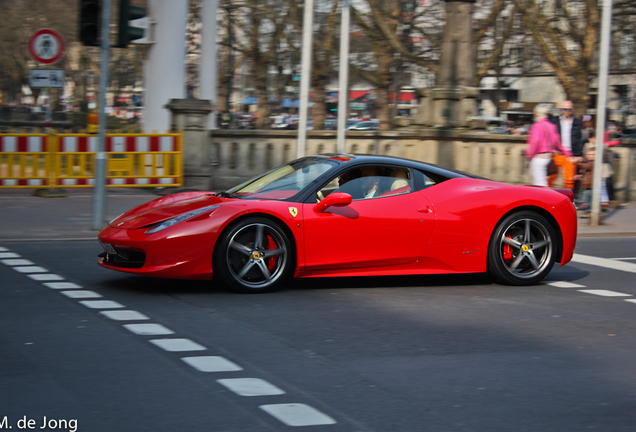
[28,28,65,65]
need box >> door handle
[417,206,431,213]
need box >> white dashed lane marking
[27,274,64,281]
[149,338,207,352]
[43,282,82,289]
[260,403,337,427]
[123,323,175,335]
[548,281,587,289]
[1,259,34,266]
[181,356,243,372]
[0,252,21,258]
[61,290,103,299]
[13,266,49,273]
[217,378,286,397]
[572,253,636,274]
[100,310,150,321]
[577,289,632,297]
[79,300,125,309]
[0,246,337,426]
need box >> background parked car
[347,120,379,131]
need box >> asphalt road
[1,238,636,431]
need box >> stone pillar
[143,0,188,133]
[418,0,479,127]
[164,99,214,190]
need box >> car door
[301,168,435,271]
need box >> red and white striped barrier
[0,134,48,187]
[56,134,181,187]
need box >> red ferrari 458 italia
[98,154,577,292]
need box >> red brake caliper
[503,235,513,262]
[266,235,278,272]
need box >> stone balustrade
[164,99,634,200]
[207,129,635,202]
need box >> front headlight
[145,205,220,234]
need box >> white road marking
[100,310,149,321]
[181,356,243,372]
[79,300,125,309]
[1,259,34,266]
[217,378,285,397]
[43,282,82,289]
[149,338,207,352]
[13,266,48,273]
[613,257,636,261]
[577,289,632,297]
[0,250,341,429]
[28,274,64,281]
[260,404,337,427]
[123,323,174,335]
[0,252,20,258]
[61,290,103,299]
[548,281,587,288]
[572,253,636,273]
[625,299,636,304]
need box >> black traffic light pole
[92,0,110,230]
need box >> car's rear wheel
[488,211,556,285]
[214,217,293,293]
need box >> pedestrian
[550,100,584,191]
[526,105,572,187]
[575,143,613,216]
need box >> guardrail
[0,131,182,189]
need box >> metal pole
[336,0,350,153]
[201,0,219,130]
[591,0,613,226]
[296,0,314,159]
[92,0,111,230]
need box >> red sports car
[98,154,577,293]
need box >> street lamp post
[591,0,614,226]
[296,0,314,159]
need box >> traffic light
[117,0,147,48]
[79,0,101,47]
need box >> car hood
[111,194,226,230]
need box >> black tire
[214,217,293,293]
[488,211,556,285]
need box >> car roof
[308,153,474,179]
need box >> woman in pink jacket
[526,105,572,186]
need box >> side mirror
[313,192,352,213]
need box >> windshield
[227,158,338,200]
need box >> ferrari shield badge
[288,207,298,218]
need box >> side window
[415,169,440,188]
[381,167,414,197]
[316,166,414,202]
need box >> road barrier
[0,132,182,189]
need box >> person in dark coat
[550,100,583,191]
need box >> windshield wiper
[215,191,241,199]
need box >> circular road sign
[28,28,65,65]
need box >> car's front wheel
[488,211,556,285]
[214,217,293,293]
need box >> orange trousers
[548,154,576,190]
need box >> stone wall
[207,129,636,202]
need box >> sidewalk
[0,188,634,242]
[0,189,161,242]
